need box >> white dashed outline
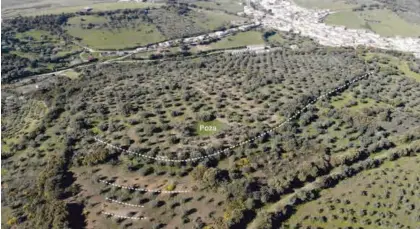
[94,73,371,163]
[105,197,145,208]
[102,211,147,220]
[99,179,190,193]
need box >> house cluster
[226,45,282,55]
[248,0,420,58]
[181,22,261,45]
[100,22,261,57]
[101,50,130,57]
[227,44,266,55]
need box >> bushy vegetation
[1,14,79,82]
[0,4,246,83]
[284,153,420,229]
[2,25,420,229]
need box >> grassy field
[285,155,420,229]
[363,52,420,82]
[17,2,163,17]
[210,31,265,49]
[196,119,226,136]
[330,92,387,111]
[193,0,244,13]
[66,16,166,50]
[64,8,244,50]
[60,69,80,79]
[15,29,57,41]
[14,29,82,59]
[325,9,420,37]
[266,31,285,44]
[194,10,245,31]
[67,27,164,50]
[399,62,420,82]
[293,0,358,10]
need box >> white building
[247,44,266,51]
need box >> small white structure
[290,44,298,50]
[81,6,93,13]
[246,44,266,51]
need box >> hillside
[1,1,420,229]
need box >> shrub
[82,148,111,166]
[165,182,176,191]
[7,217,18,226]
[197,112,215,122]
[141,166,155,176]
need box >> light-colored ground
[72,163,224,229]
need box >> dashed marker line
[99,180,190,193]
[102,211,147,220]
[94,73,371,163]
[106,197,144,208]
